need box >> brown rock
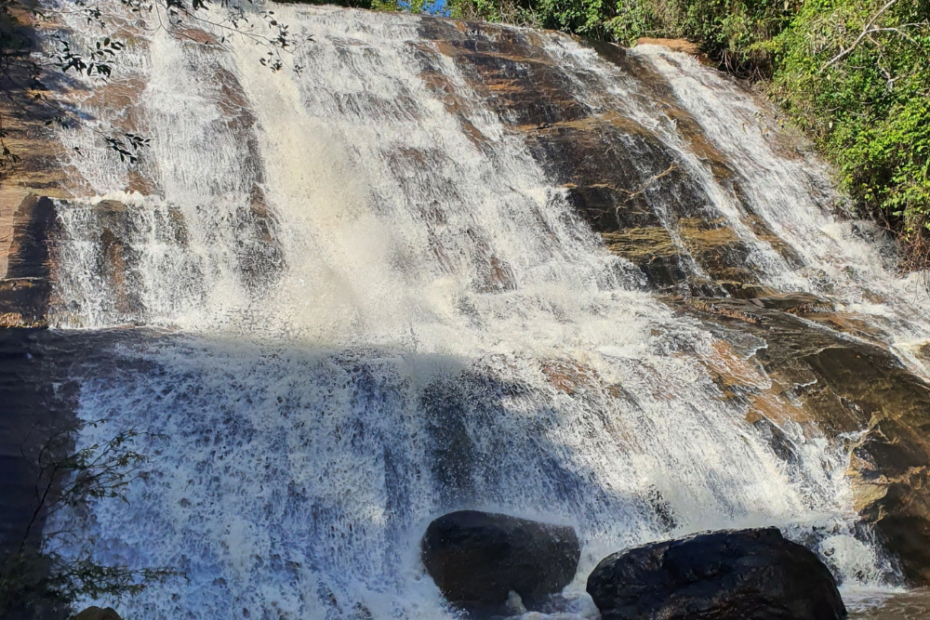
[635,37,701,55]
[684,296,930,585]
[0,196,56,327]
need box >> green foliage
[533,0,619,37]
[448,0,541,25]
[366,0,417,13]
[0,427,178,619]
[604,0,666,43]
[448,0,793,60]
[1,551,175,619]
[770,0,930,261]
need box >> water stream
[37,4,930,618]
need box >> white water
[42,4,929,619]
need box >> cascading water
[36,3,930,618]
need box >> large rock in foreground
[587,527,846,620]
[74,608,123,620]
[421,510,580,615]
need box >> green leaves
[770,0,930,257]
[0,426,178,618]
[104,133,151,164]
[53,35,124,79]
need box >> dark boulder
[74,608,123,620]
[586,527,846,620]
[421,510,580,615]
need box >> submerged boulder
[586,527,846,620]
[421,510,580,615]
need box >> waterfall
[39,4,928,618]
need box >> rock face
[695,295,930,585]
[0,196,57,329]
[5,7,930,590]
[636,37,703,56]
[421,510,580,614]
[586,528,846,620]
[412,17,930,584]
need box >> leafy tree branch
[0,0,312,173]
[1,423,178,619]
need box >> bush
[770,0,930,265]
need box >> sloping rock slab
[587,527,846,620]
[422,510,580,615]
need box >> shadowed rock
[74,607,123,620]
[587,527,846,620]
[0,196,56,328]
[421,510,580,616]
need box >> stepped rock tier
[2,5,930,619]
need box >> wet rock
[417,17,777,294]
[635,38,702,55]
[586,527,846,620]
[422,382,477,506]
[0,196,56,327]
[74,607,123,620]
[870,513,930,585]
[747,291,835,315]
[421,510,580,615]
[683,295,930,585]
